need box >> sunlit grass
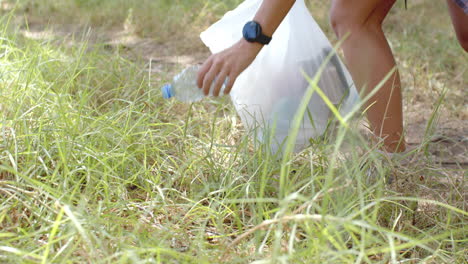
[0,1,466,263]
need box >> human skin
[446,0,468,52]
[329,0,405,152]
[197,0,467,153]
[196,0,296,97]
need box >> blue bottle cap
[161,84,173,99]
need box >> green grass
[7,0,243,48]
[1,0,467,263]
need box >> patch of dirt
[406,101,467,168]
[18,21,210,66]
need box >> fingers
[202,59,222,96]
[223,71,237,95]
[198,45,246,96]
[198,54,234,97]
[197,57,213,89]
[199,57,238,96]
[212,69,230,97]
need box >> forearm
[253,0,296,37]
[197,0,296,95]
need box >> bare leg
[447,0,468,52]
[330,0,406,152]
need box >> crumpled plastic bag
[200,0,359,153]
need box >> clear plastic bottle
[161,65,227,102]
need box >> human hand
[197,38,263,96]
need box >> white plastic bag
[200,0,359,153]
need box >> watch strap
[257,33,272,45]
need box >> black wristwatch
[242,21,272,45]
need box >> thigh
[330,0,395,25]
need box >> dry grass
[0,0,466,263]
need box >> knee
[447,0,468,52]
[329,7,368,39]
[329,0,395,39]
[329,5,357,39]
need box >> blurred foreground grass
[0,0,466,263]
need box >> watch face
[243,21,261,42]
